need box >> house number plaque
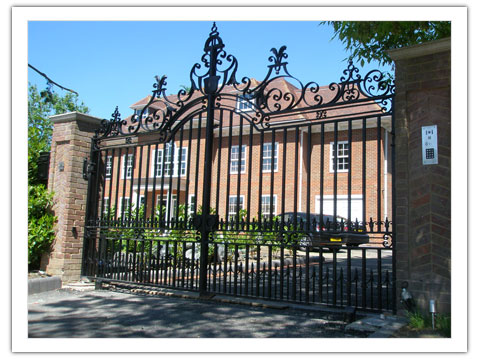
[316,110,327,119]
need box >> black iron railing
[82,22,395,313]
[88,231,393,312]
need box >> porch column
[44,112,102,283]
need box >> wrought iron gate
[82,23,396,313]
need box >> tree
[180,85,192,94]
[28,84,89,185]
[321,21,451,67]
[28,84,89,269]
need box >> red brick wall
[389,38,451,314]
[46,113,102,282]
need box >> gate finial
[210,21,218,36]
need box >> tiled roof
[130,95,152,108]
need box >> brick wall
[389,38,451,314]
[45,112,102,283]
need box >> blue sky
[28,21,392,120]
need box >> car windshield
[279,213,346,224]
[322,215,346,224]
[279,213,318,222]
[278,213,350,232]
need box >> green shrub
[407,311,427,330]
[436,314,451,337]
[28,184,56,270]
[407,311,451,337]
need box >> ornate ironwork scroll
[94,22,394,142]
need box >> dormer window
[237,94,255,112]
[134,107,149,120]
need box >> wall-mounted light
[59,161,64,172]
[400,281,415,313]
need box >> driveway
[28,288,360,338]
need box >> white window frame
[167,194,178,221]
[228,195,245,218]
[151,144,188,177]
[156,194,177,221]
[103,197,110,214]
[105,156,113,178]
[138,195,146,208]
[156,194,165,214]
[152,148,164,177]
[330,141,349,173]
[237,94,255,112]
[121,153,134,179]
[188,194,196,216]
[178,146,187,177]
[163,143,174,177]
[119,197,131,216]
[230,145,247,174]
[262,142,279,172]
[261,194,277,218]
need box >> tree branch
[28,64,79,95]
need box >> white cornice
[49,111,103,125]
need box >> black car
[278,212,369,250]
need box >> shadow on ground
[28,289,359,338]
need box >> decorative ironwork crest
[94,22,394,143]
[95,106,126,140]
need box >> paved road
[28,288,360,338]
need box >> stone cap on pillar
[387,37,451,61]
[50,111,103,126]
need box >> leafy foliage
[28,185,56,269]
[435,314,451,337]
[97,201,319,268]
[99,203,199,263]
[28,84,90,269]
[407,311,451,337]
[321,21,451,67]
[407,311,427,329]
[28,84,89,185]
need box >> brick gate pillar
[44,112,102,283]
[388,38,451,314]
